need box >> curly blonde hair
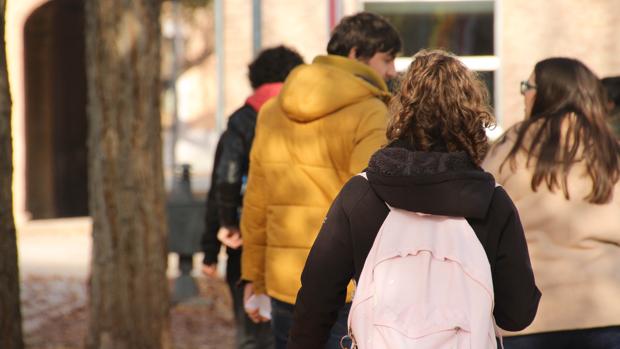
[387,50,495,164]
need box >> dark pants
[227,278,274,349]
[270,298,352,349]
[503,326,620,349]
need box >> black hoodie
[287,145,541,349]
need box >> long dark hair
[501,57,620,203]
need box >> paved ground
[18,217,235,349]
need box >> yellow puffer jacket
[241,55,390,304]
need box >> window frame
[358,0,502,126]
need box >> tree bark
[0,0,25,348]
[85,1,170,348]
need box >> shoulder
[341,174,372,195]
[487,185,520,224]
[336,92,388,119]
[356,96,389,115]
[339,175,384,214]
[227,105,256,129]
[339,98,388,133]
[483,126,522,180]
[487,126,518,157]
[491,185,515,209]
[254,99,284,129]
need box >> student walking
[287,50,541,349]
[483,57,620,349]
[239,12,402,349]
[202,45,304,349]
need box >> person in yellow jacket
[239,12,401,349]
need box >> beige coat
[483,129,620,335]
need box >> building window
[364,0,498,113]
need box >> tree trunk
[0,0,25,348]
[85,1,170,348]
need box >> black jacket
[288,143,541,348]
[202,104,257,282]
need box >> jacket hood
[278,55,390,122]
[366,143,496,219]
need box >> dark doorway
[24,0,88,219]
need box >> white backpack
[344,173,500,349]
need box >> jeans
[270,298,352,349]
[503,326,620,349]
[228,280,274,349]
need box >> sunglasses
[520,80,537,95]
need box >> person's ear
[347,47,358,60]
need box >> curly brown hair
[387,50,495,164]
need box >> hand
[243,282,269,323]
[217,226,243,249]
[202,264,218,278]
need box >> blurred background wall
[6,0,620,226]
